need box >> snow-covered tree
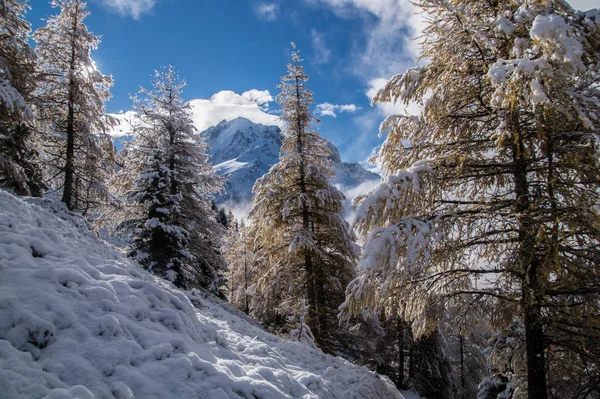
[341,2,600,398]
[127,148,191,286]
[34,0,114,213]
[410,331,455,399]
[224,221,252,314]
[216,206,229,228]
[119,66,225,292]
[247,46,358,351]
[0,0,43,196]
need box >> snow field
[0,191,401,399]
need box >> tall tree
[0,0,43,196]
[341,2,600,398]
[34,0,114,213]
[224,221,252,314]
[247,45,358,351]
[120,66,225,292]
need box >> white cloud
[106,111,137,138]
[189,89,279,132]
[311,29,332,64]
[255,2,279,21]
[94,0,157,19]
[107,89,279,138]
[209,89,273,109]
[241,89,274,108]
[316,102,359,118]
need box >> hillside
[0,190,402,399]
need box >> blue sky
[27,0,597,163]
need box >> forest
[0,0,599,398]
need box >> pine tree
[247,45,358,351]
[0,0,43,196]
[226,209,234,228]
[34,0,114,213]
[128,148,191,285]
[216,207,228,228]
[341,2,600,398]
[120,66,225,292]
[411,332,455,399]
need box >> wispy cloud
[255,2,279,21]
[311,29,332,64]
[316,102,359,118]
[94,0,157,19]
[306,0,424,79]
[305,0,427,164]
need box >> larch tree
[247,46,358,351]
[340,1,600,398]
[34,0,115,214]
[224,220,252,314]
[0,0,43,196]
[119,66,225,292]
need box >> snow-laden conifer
[0,0,43,195]
[120,66,225,292]
[34,0,115,214]
[0,0,32,117]
[341,2,600,397]
[247,46,358,351]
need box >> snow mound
[0,190,401,399]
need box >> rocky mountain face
[202,117,380,206]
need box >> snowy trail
[0,190,402,399]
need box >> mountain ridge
[203,117,380,206]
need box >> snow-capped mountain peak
[202,118,379,208]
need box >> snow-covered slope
[0,190,401,399]
[203,117,380,205]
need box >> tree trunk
[243,237,249,314]
[511,114,548,399]
[61,7,79,211]
[459,334,465,398]
[168,117,176,195]
[314,224,328,342]
[408,335,414,383]
[398,322,405,389]
[304,240,317,337]
[524,286,547,399]
[294,74,318,339]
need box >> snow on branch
[353,160,433,232]
[372,67,424,108]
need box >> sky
[27,0,598,164]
